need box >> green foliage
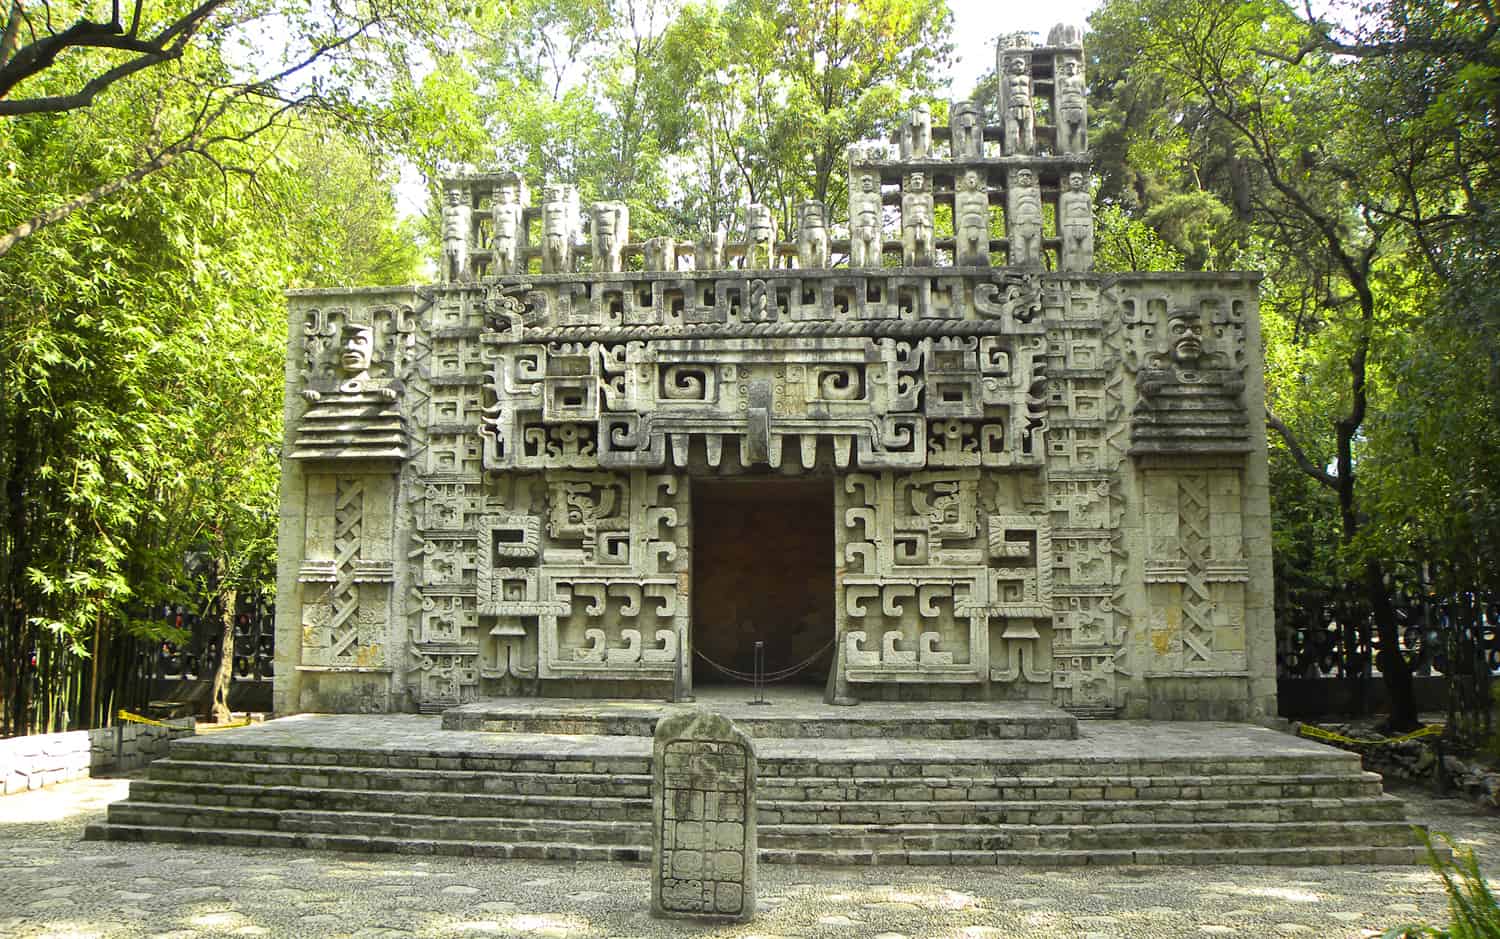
[1384,833,1500,939]
[266,127,425,287]
[1093,203,1183,272]
[1141,191,1230,271]
[1089,0,1500,727]
[402,0,953,241]
[0,35,421,734]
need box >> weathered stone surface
[1,719,195,796]
[84,711,1434,867]
[651,710,756,920]
[272,22,1275,724]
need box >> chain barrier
[693,638,837,685]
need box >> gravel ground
[0,776,1494,938]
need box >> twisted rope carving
[1178,474,1214,664]
[514,318,1021,344]
[330,478,364,659]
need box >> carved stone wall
[274,25,1276,720]
[275,270,1272,719]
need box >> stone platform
[441,688,1079,739]
[85,702,1432,867]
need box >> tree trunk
[87,611,104,729]
[1367,559,1419,731]
[1335,400,1418,730]
[209,580,235,725]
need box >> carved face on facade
[594,207,620,248]
[859,172,877,195]
[1068,172,1088,193]
[1015,168,1035,189]
[445,187,463,208]
[801,202,825,229]
[908,172,928,194]
[747,206,773,239]
[953,104,981,148]
[341,325,374,375]
[1060,58,1080,81]
[496,183,517,205]
[961,169,984,192]
[1168,310,1205,364]
[1007,56,1027,76]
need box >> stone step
[84,822,651,862]
[163,741,652,776]
[125,781,652,821]
[758,844,1434,867]
[144,759,653,796]
[145,756,1381,804]
[143,761,1385,814]
[442,700,1077,741]
[758,819,1422,852]
[165,736,1363,781]
[83,822,1431,867]
[104,802,651,846]
[758,795,1408,826]
[758,771,1386,802]
[103,797,1414,854]
[122,778,1401,828]
[89,715,1426,868]
[757,753,1366,779]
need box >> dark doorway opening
[691,478,835,687]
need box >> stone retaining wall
[1298,721,1500,812]
[1,719,196,795]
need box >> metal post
[671,635,684,703]
[749,640,771,706]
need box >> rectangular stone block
[652,710,755,922]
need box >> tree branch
[0,12,370,256]
[0,140,186,256]
[1266,408,1338,489]
[0,0,25,73]
[0,0,225,114]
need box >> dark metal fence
[1277,582,1499,741]
[146,594,274,710]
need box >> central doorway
[691,478,835,688]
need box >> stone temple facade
[274,27,1275,721]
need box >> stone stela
[274,22,1278,723]
[651,710,756,921]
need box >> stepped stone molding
[274,21,1276,720]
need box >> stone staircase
[85,707,1429,866]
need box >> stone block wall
[1,719,195,795]
[274,272,1275,720]
[273,37,1277,720]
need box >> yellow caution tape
[117,709,170,727]
[1298,723,1444,746]
[199,718,252,732]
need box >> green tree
[1089,0,1500,728]
[661,0,954,234]
[417,0,955,244]
[0,51,420,733]
[0,0,457,259]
